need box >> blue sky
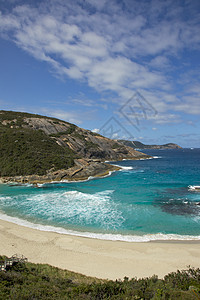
[0,0,200,147]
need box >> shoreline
[1,209,200,243]
[0,169,117,186]
[1,211,200,243]
[0,218,200,280]
[0,155,151,185]
[0,161,122,185]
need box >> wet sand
[0,219,200,280]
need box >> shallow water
[0,148,200,241]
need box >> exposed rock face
[24,116,149,161]
[0,159,120,184]
[24,118,71,135]
[0,110,151,183]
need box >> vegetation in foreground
[0,256,200,299]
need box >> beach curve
[0,218,200,280]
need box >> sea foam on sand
[0,217,200,280]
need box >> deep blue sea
[0,148,200,242]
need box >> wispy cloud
[71,97,108,110]
[0,0,200,125]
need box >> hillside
[0,110,149,183]
[119,140,182,150]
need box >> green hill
[0,110,149,182]
[0,112,75,177]
[0,126,75,177]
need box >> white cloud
[35,108,83,125]
[92,128,100,133]
[0,0,200,120]
[71,98,107,109]
[85,0,107,10]
[151,113,181,125]
[112,132,119,139]
[149,56,170,69]
[174,98,200,115]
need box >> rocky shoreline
[0,159,120,184]
[0,111,153,184]
[0,156,150,185]
[0,111,153,185]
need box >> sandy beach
[0,219,200,280]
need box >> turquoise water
[0,148,200,241]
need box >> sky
[0,0,200,147]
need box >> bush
[0,127,75,176]
[0,259,199,299]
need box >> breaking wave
[0,212,200,242]
[0,190,124,231]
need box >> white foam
[0,211,200,242]
[188,185,200,192]
[28,174,116,188]
[139,156,162,160]
[7,182,34,187]
[0,189,123,231]
[112,164,133,170]
[63,191,79,195]
[121,166,133,170]
[119,166,134,171]
[36,183,45,187]
[34,177,97,186]
[122,159,133,161]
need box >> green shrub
[50,124,77,137]
[0,259,199,300]
[0,127,75,176]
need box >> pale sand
[0,219,200,280]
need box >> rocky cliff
[0,110,150,183]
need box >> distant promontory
[118,140,182,150]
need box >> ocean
[0,148,200,242]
